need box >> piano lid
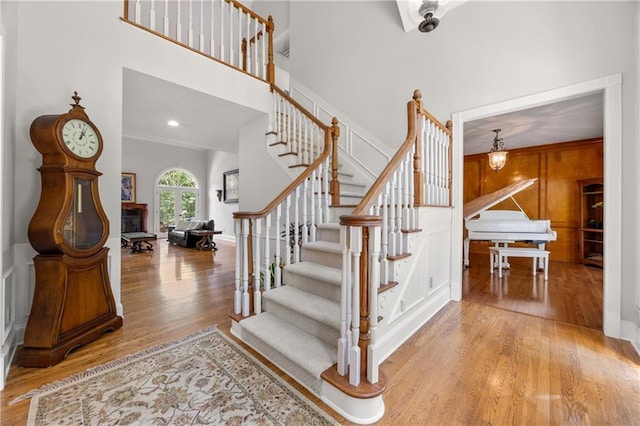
[463,178,537,220]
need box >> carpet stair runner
[239,222,345,394]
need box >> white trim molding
[450,74,624,339]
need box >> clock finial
[70,91,85,110]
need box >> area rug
[13,326,338,425]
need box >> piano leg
[537,243,547,269]
[464,238,470,268]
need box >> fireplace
[121,203,148,233]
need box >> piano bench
[489,247,549,280]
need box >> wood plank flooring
[1,240,638,425]
[463,252,604,330]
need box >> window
[156,169,199,234]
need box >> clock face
[61,119,100,158]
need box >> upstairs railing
[333,90,452,388]
[269,86,334,170]
[122,0,274,84]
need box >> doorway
[450,74,623,338]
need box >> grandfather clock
[18,92,122,367]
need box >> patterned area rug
[13,327,338,425]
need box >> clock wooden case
[18,92,122,368]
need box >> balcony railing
[122,0,274,83]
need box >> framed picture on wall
[223,169,239,203]
[121,172,136,203]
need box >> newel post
[413,90,425,206]
[358,226,371,378]
[123,0,129,20]
[266,16,275,85]
[330,117,341,206]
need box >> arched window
[155,168,200,234]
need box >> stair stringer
[369,207,453,372]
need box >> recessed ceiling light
[167,120,180,127]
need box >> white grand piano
[463,178,557,267]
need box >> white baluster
[219,0,225,61]
[367,225,381,384]
[349,226,362,386]
[337,224,350,376]
[253,18,259,78]
[380,183,390,286]
[229,3,235,66]
[284,194,291,265]
[310,169,317,242]
[237,6,241,68]
[149,0,156,30]
[302,179,309,245]
[134,0,141,24]
[241,218,250,316]
[176,0,182,43]
[263,213,271,292]
[188,0,194,47]
[245,10,250,73]
[261,21,266,79]
[323,157,330,221]
[275,204,282,287]
[163,0,169,36]
[293,186,300,263]
[396,162,404,253]
[253,219,261,314]
[209,0,215,56]
[388,173,397,257]
[199,0,205,52]
[234,218,242,314]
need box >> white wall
[238,115,291,211]
[207,150,240,238]
[0,0,18,391]
[4,0,275,382]
[288,1,639,324]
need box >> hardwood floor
[1,240,638,425]
[463,252,604,330]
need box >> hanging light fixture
[487,128,508,172]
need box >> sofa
[167,219,215,248]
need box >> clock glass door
[63,177,103,249]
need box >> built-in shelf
[578,178,603,267]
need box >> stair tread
[264,286,340,329]
[303,240,342,253]
[284,261,342,285]
[241,312,337,377]
[317,223,341,231]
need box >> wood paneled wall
[464,138,603,263]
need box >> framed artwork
[121,172,136,203]
[223,169,239,203]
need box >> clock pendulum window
[17,92,123,368]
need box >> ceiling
[463,92,604,155]
[122,69,264,152]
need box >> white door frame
[450,74,622,338]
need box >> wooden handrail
[344,89,451,219]
[233,86,337,220]
[226,0,269,25]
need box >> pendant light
[487,128,508,172]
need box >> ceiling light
[418,0,441,33]
[487,129,508,172]
[167,120,179,127]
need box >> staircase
[122,2,453,424]
[238,222,342,394]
